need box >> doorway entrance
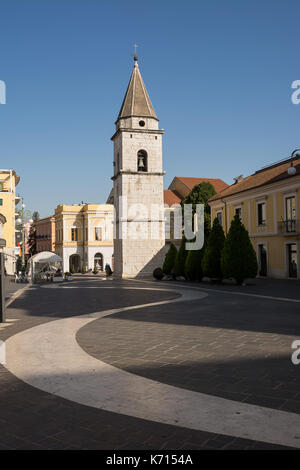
[287,244,297,278]
[94,253,103,271]
[258,244,267,277]
[69,254,81,273]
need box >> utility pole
[21,198,25,271]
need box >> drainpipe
[221,198,227,235]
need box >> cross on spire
[131,44,138,62]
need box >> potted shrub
[64,272,73,281]
[153,267,164,280]
[93,264,98,275]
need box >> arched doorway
[94,253,103,271]
[69,254,81,273]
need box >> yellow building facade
[209,156,300,279]
[54,203,114,273]
[0,169,20,275]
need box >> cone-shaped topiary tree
[162,243,177,275]
[174,236,188,278]
[202,217,225,279]
[185,246,205,281]
[221,214,258,284]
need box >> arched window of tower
[137,150,147,172]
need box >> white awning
[27,251,62,264]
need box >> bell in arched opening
[137,150,147,172]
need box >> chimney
[233,175,243,184]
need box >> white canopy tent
[27,251,63,282]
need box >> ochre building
[54,204,114,273]
[209,156,300,279]
[0,169,20,274]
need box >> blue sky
[1,0,300,217]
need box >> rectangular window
[71,228,78,241]
[235,207,242,220]
[216,211,222,226]
[0,183,3,191]
[95,227,102,241]
[286,196,296,220]
[257,202,266,225]
[0,199,2,206]
[285,196,296,232]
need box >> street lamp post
[287,149,300,176]
[16,198,33,275]
[0,238,6,323]
[21,198,26,271]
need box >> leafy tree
[221,214,258,285]
[162,243,177,275]
[174,236,188,278]
[27,224,37,257]
[182,181,216,237]
[32,211,40,222]
[202,217,225,279]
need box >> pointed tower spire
[117,56,158,122]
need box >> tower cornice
[111,127,164,141]
[111,170,166,181]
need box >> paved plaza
[0,275,300,449]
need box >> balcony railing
[278,219,300,235]
[36,234,51,239]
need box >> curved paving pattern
[77,289,300,413]
[4,285,300,449]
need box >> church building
[111,56,166,278]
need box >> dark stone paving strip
[0,280,180,342]
[77,291,300,414]
[160,277,300,301]
[0,366,291,449]
[0,279,296,449]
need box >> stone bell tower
[111,55,165,278]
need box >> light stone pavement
[0,276,300,449]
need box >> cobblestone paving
[4,276,26,302]
[78,287,300,415]
[0,277,297,449]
